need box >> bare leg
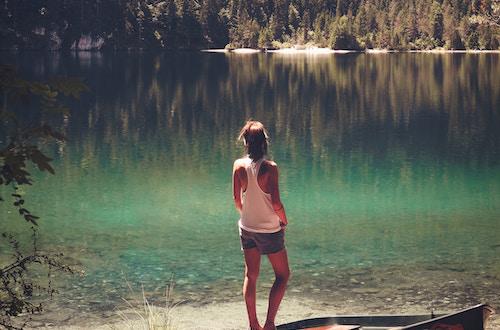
[264,248,290,330]
[243,247,262,330]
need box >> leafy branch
[0,64,87,329]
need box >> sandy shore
[12,261,498,329]
[20,296,497,330]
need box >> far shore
[1,47,498,54]
[202,47,500,54]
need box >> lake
[1,51,499,323]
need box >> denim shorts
[239,227,285,255]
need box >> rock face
[71,35,105,51]
[1,26,107,51]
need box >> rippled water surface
[1,52,499,316]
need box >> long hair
[238,120,269,161]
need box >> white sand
[365,48,391,53]
[267,48,353,54]
[200,49,229,53]
[231,48,261,54]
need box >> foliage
[449,29,466,50]
[0,0,498,51]
[330,16,362,50]
[0,65,87,329]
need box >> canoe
[277,304,494,330]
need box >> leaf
[24,214,39,225]
[48,76,89,98]
[45,104,70,114]
[41,125,66,141]
[29,149,55,174]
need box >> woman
[232,120,290,330]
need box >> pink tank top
[238,157,281,233]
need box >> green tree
[336,0,344,18]
[301,9,312,43]
[199,0,229,48]
[449,29,466,49]
[354,3,369,36]
[313,11,334,47]
[330,15,362,50]
[258,26,274,48]
[431,1,445,46]
[464,20,480,49]
[376,11,391,48]
[160,0,179,49]
[288,3,300,35]
[478,23,494,49]
[178,0,204,49]
[0,65,87,329]
[0,0,499,50]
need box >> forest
[1,0,499,51]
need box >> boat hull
[277,304,494,330]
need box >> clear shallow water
[1,52,500,316]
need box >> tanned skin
[233,158,290,330]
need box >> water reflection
[7,53,498,165]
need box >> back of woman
[232,120,290,330]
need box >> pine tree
[301,9,311,43]
[431,1,444,46]
[178,0,203,49]
[200,0,228,48]
[162,0,177,49]
[354,4,368,36]
[449,29,465,49]
[313,11,333,47]
[330,15,361,50]
[478,23,493,49]
[336,0,343,18]
[464,20,479,49]
[288,3,300,36]
[407,2,419,42]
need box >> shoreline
[1,47,499,54]
[20,296,499,329]
[12,262,500,329]
[202,47,500,54]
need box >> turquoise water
[1,52,500,314]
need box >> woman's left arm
[232,161,243,213]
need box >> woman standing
[232,120,290,330]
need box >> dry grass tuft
[109,278,181,330]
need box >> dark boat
[277,304,494,330]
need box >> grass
[109,277,181,330]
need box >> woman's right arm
[268,162,288,226]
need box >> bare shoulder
[233,158,247,171]
[265,160,278,167]
[262,159,278,175]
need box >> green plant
[0,64,87,329]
